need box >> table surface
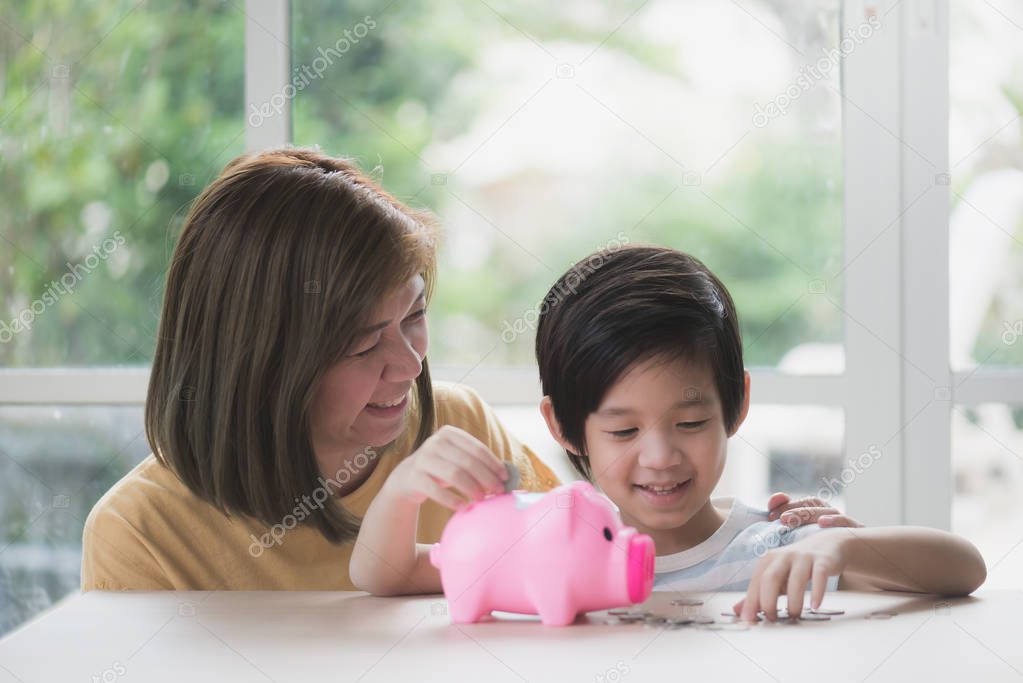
[0,588,1019,683]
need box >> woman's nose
[382,336,423,382]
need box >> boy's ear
[727,371,751,437]
[539,396,580,456]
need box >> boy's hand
[766,492,864,529]
[733,532,849,622]
[382,425,509,511]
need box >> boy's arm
[833,526,987,594]
[736,526,987,622]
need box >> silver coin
[670,598,705,607]
[503,462,521,492]
[644,616,669,625]
[667,617,694,626]
[808,607,845,616]
[867,611,896,619]
[607,609,632,616]
[797,612,831,621]
[693,616,715,625]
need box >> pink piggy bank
[429,480,655,626]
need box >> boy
[534,245,986,621]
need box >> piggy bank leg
[536,601,580,627]
[447,596,492,624]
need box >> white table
[0,589,1018,682]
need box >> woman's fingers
[440,445,506,495]
[419,474,470,511]
[437,427,508,485]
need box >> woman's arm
[349,484,445,596]
[349,426,508,596]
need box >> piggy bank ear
[548,483,584,537]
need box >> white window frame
[3,0,1023,529]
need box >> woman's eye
[677,420,708,430]
[608,428,638,439]
[404,308,426,323]
[351,344,377,358]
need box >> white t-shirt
[653,497,841,592]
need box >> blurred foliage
[1,0,844,371]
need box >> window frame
[4,0,1023,529]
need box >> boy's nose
[636,434,683,469]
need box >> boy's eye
[607,428,638,439]
[677,420,708,430]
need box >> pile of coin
[596,601,890,630]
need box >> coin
[866,611,896,619]
[808,607,845,616]
[670,598,705,607]
[797,612,831,621]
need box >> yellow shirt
[81,382,561,591]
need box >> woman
[81,148,851,592]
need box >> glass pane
[292,1,845,370]
[952,403,1023,589]
[0,405,149,637]
[496,403,845,512]
[0,1,244,367]
[949,2,1023,369]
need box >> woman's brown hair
[146,147,439,543]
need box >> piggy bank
[429,480,655,626]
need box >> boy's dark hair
[535,245,744,481]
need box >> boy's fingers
[760,566,784,621]
[818,514,864,528]
[780,507,842,527]
[766,492,790,515]
[740,579,760,623]
[810,562,830,610]
[768,497,827,520]
[786,556,812,617]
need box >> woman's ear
[727,370,752,437]
[539,396,580,456]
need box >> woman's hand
[382,425,509,511]
[733,532,849,622]
[766,492,864,529]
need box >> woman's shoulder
[83,454,199,539]
[431,380,489,424]
[81,454,199,590]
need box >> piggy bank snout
[623,529,655,603]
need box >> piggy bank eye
[603,527,613,541]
